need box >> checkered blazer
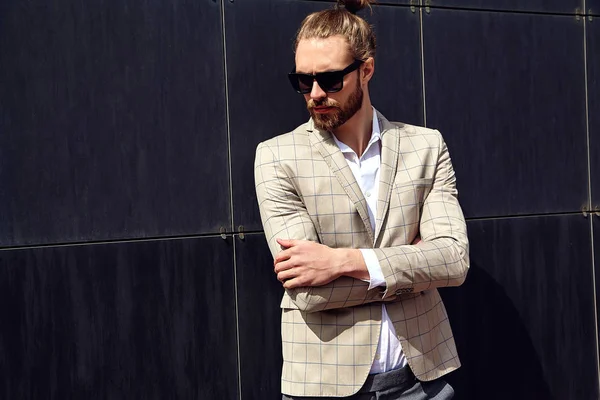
[254,111,469,397]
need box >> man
[254,1,469,398]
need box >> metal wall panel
[310,0,416,6]
[425,0,583,13]
[0,237,238,399]
[225,0,312,232]
[588,18,599,207]
[441,215,597,399]
[595,217,600,361]
[423,10,588,218]
[365,6,424,127]
[0,0,230,246]
[236,234,284,400]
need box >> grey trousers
[282,366,454,400]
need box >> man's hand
[273,236,422,289]
[274,239,350,289]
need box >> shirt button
[365,191,371,198]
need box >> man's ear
[361,57,375,84]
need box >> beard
[307,82,363,132]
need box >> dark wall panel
[589,19,600,206]
[596,217,600,358]
[366,6,424,127]
[423,10,588,218]
[225,0,312,232]
[0,0,230,247]
[426,0,583,12]
[0,237,238,399]
[236,234,283,400]
[310,0,415,5]
[441,215,597,399]
[226,0,423,230]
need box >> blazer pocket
[394,178,433,206]
[394,178,434,192]
[390,178,433,231]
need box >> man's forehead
[295,36,353,73]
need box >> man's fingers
[276,238,297,248]
[274,260,295,273]
[274,249,292,264]
[283,277,302,289]
[277,269,297,283]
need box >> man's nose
[310,80,326,101]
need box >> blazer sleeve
[375,133,470,298]
[254,141,397,312]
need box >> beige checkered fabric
[254,111,469,397]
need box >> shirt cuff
[359,249,386,290]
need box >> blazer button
[395,288,414,295]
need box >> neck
[332,99,373,158]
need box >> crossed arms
[254,134,469,313]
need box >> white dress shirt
[331,107,407,374]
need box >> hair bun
[337,0,375,14]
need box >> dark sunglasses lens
[296,75,313,93]
[288,74,312,94]
[316,73,343,93]
[288,75,299,92]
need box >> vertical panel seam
[219,0,243,399]
[220,0,234,233]
[592,216,599,399]
[419,3,427,127]
[582,11,600,397]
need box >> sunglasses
[288,59,364,94]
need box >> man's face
[295,36,364,131]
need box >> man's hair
[294,0,377,61]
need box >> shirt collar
[333,107,381,155]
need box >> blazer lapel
[307,119,375,243]
[374,112,400,243]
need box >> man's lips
[312,106,334,113]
